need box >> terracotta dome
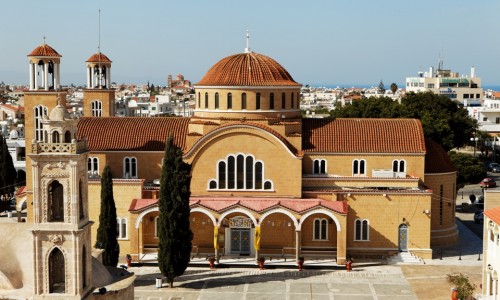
[27,44,62,57]
[86,52,112,63]
[195,52,300,87]
[49,104,71,121]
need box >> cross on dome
[245,30,251,53]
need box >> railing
[31,140,87,154]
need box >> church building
[22,38,458,269]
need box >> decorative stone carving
[48,234,64,244]
[229,217,252,228]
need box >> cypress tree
[158,135,193,288]
[0,136,16,197]
[95,165,119,266]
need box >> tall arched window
[87,157,99,176]
[64,131,71,143]
[209,154,272,191]
[242,93,247,109]
[227,93,232,109]
[354,219,369,241]
[313,159,327,174]
[124,157,138,178]
[313,218,328,240]
[49,180,64,222]
[256,93,261,110]
[215,92,219,109]
[269,93,274,109]
[34,105,48,142]
[117,217,128,239]
[82,246,87,288]
[282,92,286,109]
[49,248,65,293]
[155,216,159,238]
[205,92,209,108]
[91,100,102,117]
[439,185,443,225]
[79,179,84,220]
[291,93,295,108]
[198,92,200,108]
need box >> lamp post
[471,137,479,157]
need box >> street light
[470,137,479,157]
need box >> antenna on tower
[245,30,251,53]
[98,9,101,54]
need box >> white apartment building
[406,65,483,106]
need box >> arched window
[269,93,274,109]
[227,93,232,109]
[154,216,159,238]
[117,217,128,239]
[242,93,247,109]
[49,180,64,222]
[256,93,261,110]
[439,185,443,225]
[87,157,99,177]
[353,159,366,175]
[291,93,295,108]
[313,159,327,174]
[282,92,286,109]
[215,92,219,109]
[204,92,208,108]
[34,105,48,142]
[52,131,60,143]
[392,160,406,173]
[79,179,84,220]
[198,92,200,108]
[313,218,328,240]
[64,131,71,143]
[354,219,369,241]
[91,100,102,117]
[124,157,138,178]
[49,247,65,293]
[209,154,272,191]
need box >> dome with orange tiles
[195,52,300,87]
[86,52,112,63]
[27,44,62,57]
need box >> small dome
[49,104,71,121]
[27,44,62,57]
[195,52,300,87]
[86,52,112,63]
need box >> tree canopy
[158,135,193,288]
[331,91,477,151]
[448,151,486,189]
[95,165,119,267]
[0,136,17,197]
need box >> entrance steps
[387,252,424,265]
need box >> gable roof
[77,117,189,151]
[302,118,426,153]
[485,206,500,224]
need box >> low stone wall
[91,274,135,300]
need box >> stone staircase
[387,252,424,265]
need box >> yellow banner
[213,226,219,250]
[254,226,261,251]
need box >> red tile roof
[195,52,301,87]
[28,44,62,57]
[86,52,112,63]
[128,196,347,214]
[302,118,426,153]
[485,206,500,224]
[77,117,190,151]
[425,139,456,174]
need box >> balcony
[31,140,88,154]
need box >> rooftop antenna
[438,53,443,71]
[98,9,101,55]
[245,30,251,53]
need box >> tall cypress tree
[95,165,119,266]
[158,135,193,288]
[0,136,16,197]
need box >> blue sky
[2,0,500,87]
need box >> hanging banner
[254,226,261,251]
[213,226,219,250]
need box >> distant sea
[309,84,500,92]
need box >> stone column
[56,63,61,90]
[44,62,49,91]
[336,216,347,265]
[87,67,91,88]
[29,63,34,90]
[106,67,111,89]
[34,63,39,90]
[295,230,301,262]
[53,63,58,91]
[91,66,96,88]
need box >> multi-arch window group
[313,218,328,240]
[313,159,327,174]
[123,157,137,178]
[91,100,102,117]
[198,92,299,110]
[208,154,273,190]
[354,219,369,241]
[392,159,406,172]
[87,157,99,177]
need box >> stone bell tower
[25,41,68,223]
[29,101,93,299]
[83,51,115,117]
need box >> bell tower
[83,51,115,117]
[29,101,93,298]
[25,41,68,223]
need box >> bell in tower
[27,38,62,91]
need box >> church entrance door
[230,228,250,255]
[398,224,408,252]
